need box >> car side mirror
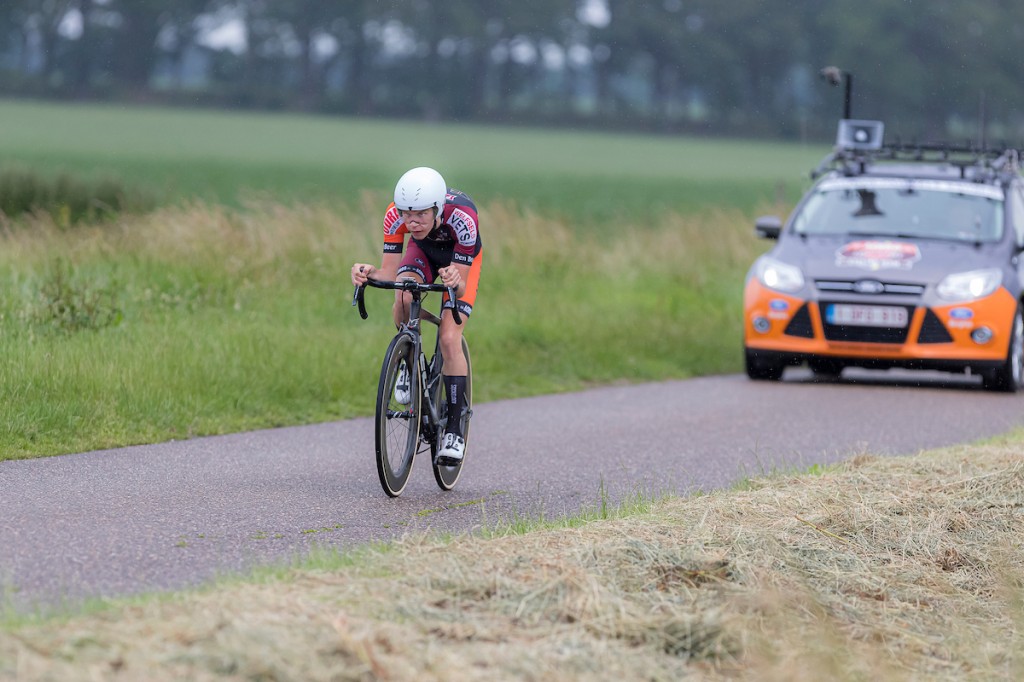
[755,215,783,240]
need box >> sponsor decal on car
[835,240,922,271]
[768,299,790,319]
[948,307,975,329]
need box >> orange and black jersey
[382,188,481,266]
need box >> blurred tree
[11,0,76,84]
[589,0,726,127]
[697,0,807,133]
[66,0,96,95]
[386,0,575,120]
[255,0,342,109]
[2,0,1024,140]
[327,0,380,114]
[106,0,165,90]
[812,0,1024,138]
[158,0,217,91]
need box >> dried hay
[2,442,1022,681]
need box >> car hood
[772,235,1007,284]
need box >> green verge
[0,201,771,460]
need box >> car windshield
[792,177,1004,243]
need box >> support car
[743,119,1024,391]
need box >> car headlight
[755,256,805,293]
[936,268,1002,302]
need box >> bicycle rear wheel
[432,337,472,491]
[375,334,421,497]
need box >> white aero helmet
[394,167,447,214]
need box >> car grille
[818,302,914,343]
[815,279,926,297]
[917,309,953,344]
[784,303,815,338]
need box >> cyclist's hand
[439,265,462,291]
[351,263,375,287]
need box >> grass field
[0,99,825,222]
[0,98,828,459]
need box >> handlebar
[352,278,462,325]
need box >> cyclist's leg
[438,249,481,374]
[438,251,481,453]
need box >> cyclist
[350,167,482,464]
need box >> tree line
[3,0,1024,143]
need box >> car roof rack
[811,120,1022,183]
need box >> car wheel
[808,359,844,378]
[745,349,784,381]
[982,304,1024,393]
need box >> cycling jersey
[382,188,482,266]
[382,188,483,318]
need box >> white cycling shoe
[437,432,465,465]
[394,362,411,405]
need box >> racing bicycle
[353,278,473,497]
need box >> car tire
[982,304,1024,393]
[745,349,784,381]
[808,359,844,378]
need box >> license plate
[826,304,908,327]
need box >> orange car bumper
[743,279,1016,363]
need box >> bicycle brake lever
[447,286,462,325]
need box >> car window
[793,181,1004,243]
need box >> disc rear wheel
[375,335,421,497]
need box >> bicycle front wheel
[375,334,421,497]
[432,336,472,491]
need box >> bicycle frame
[401,296,446,451]
[354,277,462,451]
[355,277,472,495]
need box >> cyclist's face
[399,208,437,236]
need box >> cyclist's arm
[352,203,408,286]
[374,252,401,282]
[351,252,401,286]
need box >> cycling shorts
[396,238,482,319]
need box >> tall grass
[0,164,154,225]
[0,198,772,460]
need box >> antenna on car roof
[978,91,987,151]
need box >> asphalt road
[3,368,1023,613]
